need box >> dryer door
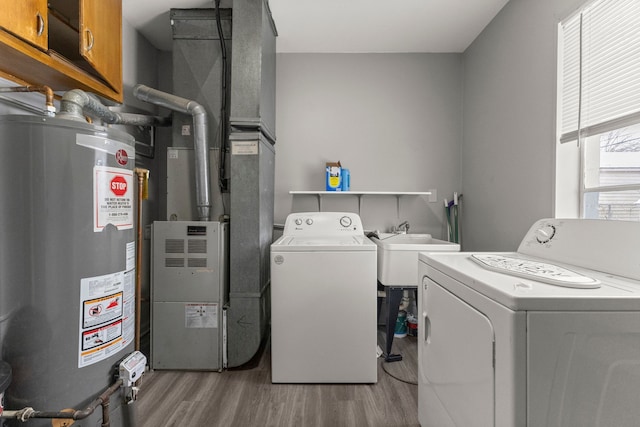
[419,277,495,427]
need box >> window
[582,126,640,220]
[557,0,640,221]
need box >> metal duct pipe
[58,89,171,127]
[133,84,212,221]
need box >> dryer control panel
[517,218,640,281]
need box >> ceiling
[123,0,510,53]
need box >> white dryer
[271,212,377,383]
[417,218,640,427]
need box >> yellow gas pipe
[134,168,149,351]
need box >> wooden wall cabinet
[0,0,48,50]
[0,0,123,103]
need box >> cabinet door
[0,0,48,50]
[79,0,121,92]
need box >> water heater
[0,115,137,427]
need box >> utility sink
[370,233,460,362]
[370,233,460,286]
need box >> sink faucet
[395,221,410,234]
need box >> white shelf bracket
[428,189,437,203]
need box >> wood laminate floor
[136,329,419,427]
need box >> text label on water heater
[94,166,134,232]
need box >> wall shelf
[289,190,436,215]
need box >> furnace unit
[151,221,228,371]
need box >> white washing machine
[417,218,640,427]
[271,212,377,383]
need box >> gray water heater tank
[0,115,136,427]
[0,360,10,409]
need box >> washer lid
[272,235,377,251]
[420,252,640,311]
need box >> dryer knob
[535,225,556,244]
[306,218,314,225]
[295,218,303,226]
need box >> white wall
[460,0,588,251]
[121,20,161,112]
[275,53,462,237]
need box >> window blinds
[559,0,640,143]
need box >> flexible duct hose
[58,89,170,127]
[133,84,212,221]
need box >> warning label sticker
[94,166,134,232]
[82,320,123,351]
[78,270,135,368]
[122,270,135,344]
[231,140,259,155]
[185,303,218,328]
[82,292,123,329]
[126,241,135,272]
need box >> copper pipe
[134,168,150,351]
[37,85,54,111]
[0,85,55,115]
[1,379,123,423]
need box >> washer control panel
[283,212,364,236]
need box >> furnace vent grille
[165,239,184,254]
[188,239,207,254]
[165,258,185,268]
[188,258,208,268]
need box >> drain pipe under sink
[398,290,411,311]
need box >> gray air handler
[0,115,141,427]
[151,221,228,371]
[167,0,277,368]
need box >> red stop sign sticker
[110,176,128,196]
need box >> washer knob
[339,216,352,227]
[306,218,314,225]
[294,218,303,226]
